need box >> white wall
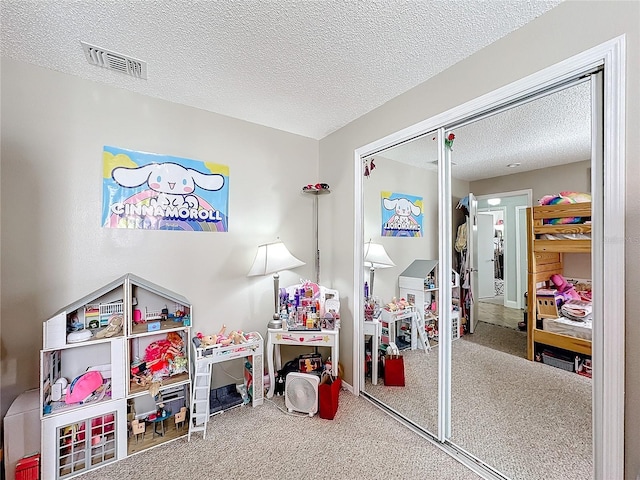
[471,160,591,203]
[0,59,319,419]
[319,2,639,477]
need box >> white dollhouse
[40,274,192,479]
[398,260,461,345]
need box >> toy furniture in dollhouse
[40,273,192,479]
[130,419,145,443]
[174,406,187,430]
[149,411,171,438]
[398,260,461,345]
[188,332,264,441]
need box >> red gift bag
[318,376,341,419]
[383,355,405,386]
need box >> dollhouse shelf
[398,260,461,345]
[129,321,190,337]
[40,273,192,480]
[128,373,190,397]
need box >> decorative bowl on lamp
[248,240,305,329]
[364,241,395,300]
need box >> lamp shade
[364,241,395,269]
[247,241,305,277]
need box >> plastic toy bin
[542,352,574,372]
[15,453,40,480]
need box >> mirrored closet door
[447,80,594,479]
[355,67,614,479]
[360,131,442,436]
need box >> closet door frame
[353,35,625,478]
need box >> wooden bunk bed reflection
[526,202,592,361]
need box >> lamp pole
[268,272,282,329]
[303,186,330,284]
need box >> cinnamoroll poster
[381,192,423,237]
[102,146,229,232]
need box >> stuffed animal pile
[538,191,591,224]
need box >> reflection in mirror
[448,81,593,479]
[359,80,594,479]
[361,130,461,436]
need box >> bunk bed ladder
[188,359,211,440]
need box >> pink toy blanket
[65,370,104,404]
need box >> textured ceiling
[1,0,563,143]
[376,80,591,182]
[2,1,581,181]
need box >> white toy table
[266,328,339,398]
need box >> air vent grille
[81,42,147,79]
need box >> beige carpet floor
[75,322,590,480]
[75,392,482,480]
[365,321,592,480]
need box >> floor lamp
[364,241,395,300]
[302,184,330,284]
[248,240,305,329]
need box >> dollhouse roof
[399,260,438,280]
[49,273,190,317]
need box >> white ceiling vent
[81,41,147,79]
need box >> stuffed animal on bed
[538,191,591,224]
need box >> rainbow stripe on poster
[102,146,229,232]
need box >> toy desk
[148,412,172,437]
[266,328,339,399]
